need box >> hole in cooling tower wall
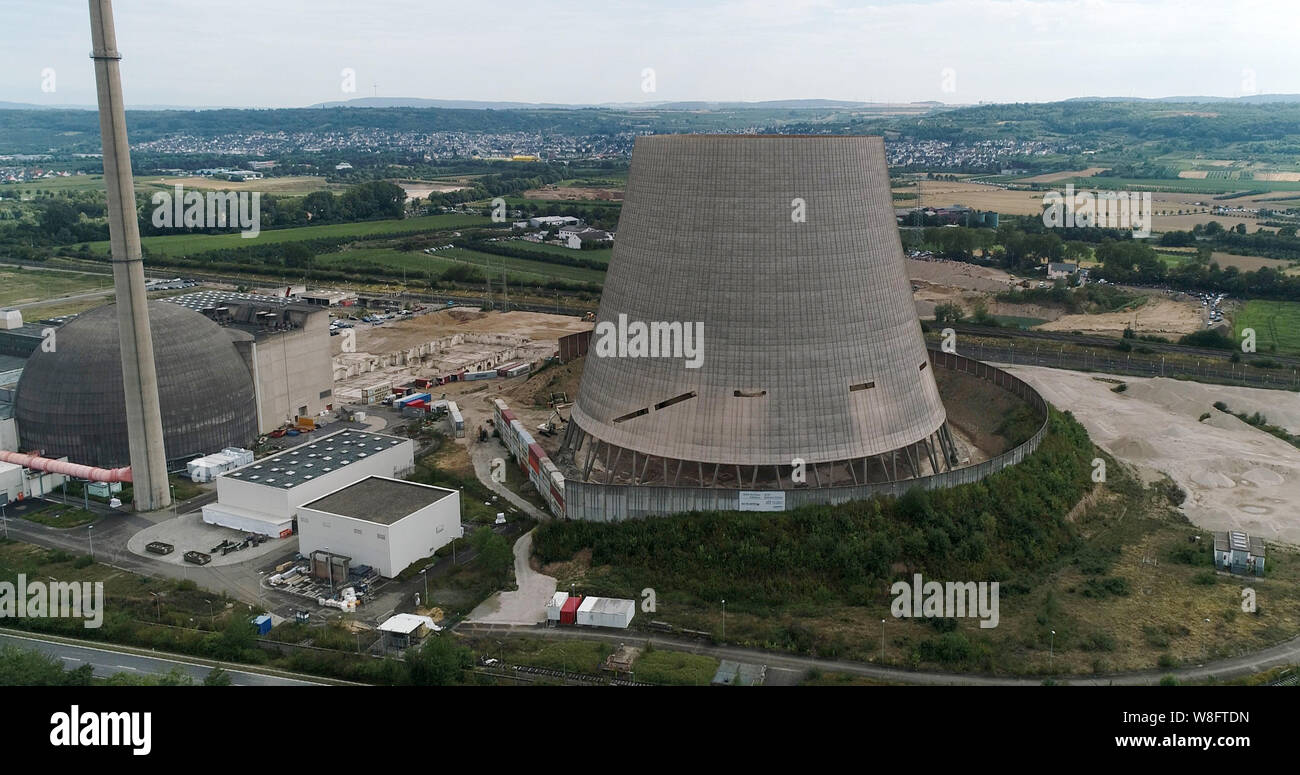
[613,407,650,423]
[654,391,698,411]
[920,362,928,371]
[849,381,876,392]
[733,389,767,398]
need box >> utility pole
[88,0,170,510]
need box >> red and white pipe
[0,451,132,483]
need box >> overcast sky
[3,0,1296,108]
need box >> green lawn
[0,266,114,307]
[84,213,492,256]
[1234,300,1300,355]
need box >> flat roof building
[298,476,462,578]
[201,430,415,537]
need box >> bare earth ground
[147,175,334,193]
[1017,167,1109,183]
[1005,365,1300,545]
[1034,295,1204,336]
[522,185,623,201]
[337,308,593,356]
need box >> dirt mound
[1110,435,1158,462]
[1242,468,1285,487]
[449,309,487,323]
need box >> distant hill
[1065,94,1300,104]
[305,96,947,111]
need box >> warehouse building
[201,430,415,537]
[297,475,462,578]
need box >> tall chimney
[87,0,171,510]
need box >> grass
[502,240,613,263]
[484,637,611,673]
[0,267,113,308]
[1234,299,1300,356]
[439,247,606,284]
[631,649,719,685]
[84,213,492,256]
[15,503,99,528]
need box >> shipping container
[528,443,544,474]
[495,361,525,376]
[463,370,497,381]
[560,595,583,625]
[545,591,569,622]
[504,363,531,378]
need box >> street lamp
[419,567,428,604]
[881,618,886,663]
[87,524,94,561]
[1050,630,1056,669]
[149,592,160,622]
[205,599,214,629]
[721,599,726,641]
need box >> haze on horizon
[2,0,1296,109]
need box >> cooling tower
[559,135,957,493]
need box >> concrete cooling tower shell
[14,301,258,468]
[565,135,949,483]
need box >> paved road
[463,529,556,625]
[455,623,1300,686]
[0,630,323,686]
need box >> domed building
[14,301,258,468]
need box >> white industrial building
[201,430,415,537]
[577,597,636,628]
[297,476,462,578]
[0,460,67,506]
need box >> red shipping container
[560,595,582,625]
[501,410,517,423]
[528,443,543,474]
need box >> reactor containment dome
[558,135,960,512]
[14,301,258,468]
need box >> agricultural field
[438,247,606,284]
[0,266,113,307]
[316,245,606,287]
[1233,300,1300,356]
[82,213,492,256]
[138,175,340,195]
[504,240,613,264]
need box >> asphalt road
[0,630,322,686]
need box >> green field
[439,247,606,284]
[0,266,114,307]
[1234,300,1300,355]
[503,240,613,263]
[1064,176,1300,195]
[316,246,606,286]
[85,213,492,256]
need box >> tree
[407,635,472,686]
[203,667,233,686]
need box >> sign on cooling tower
[738,491,786,511]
